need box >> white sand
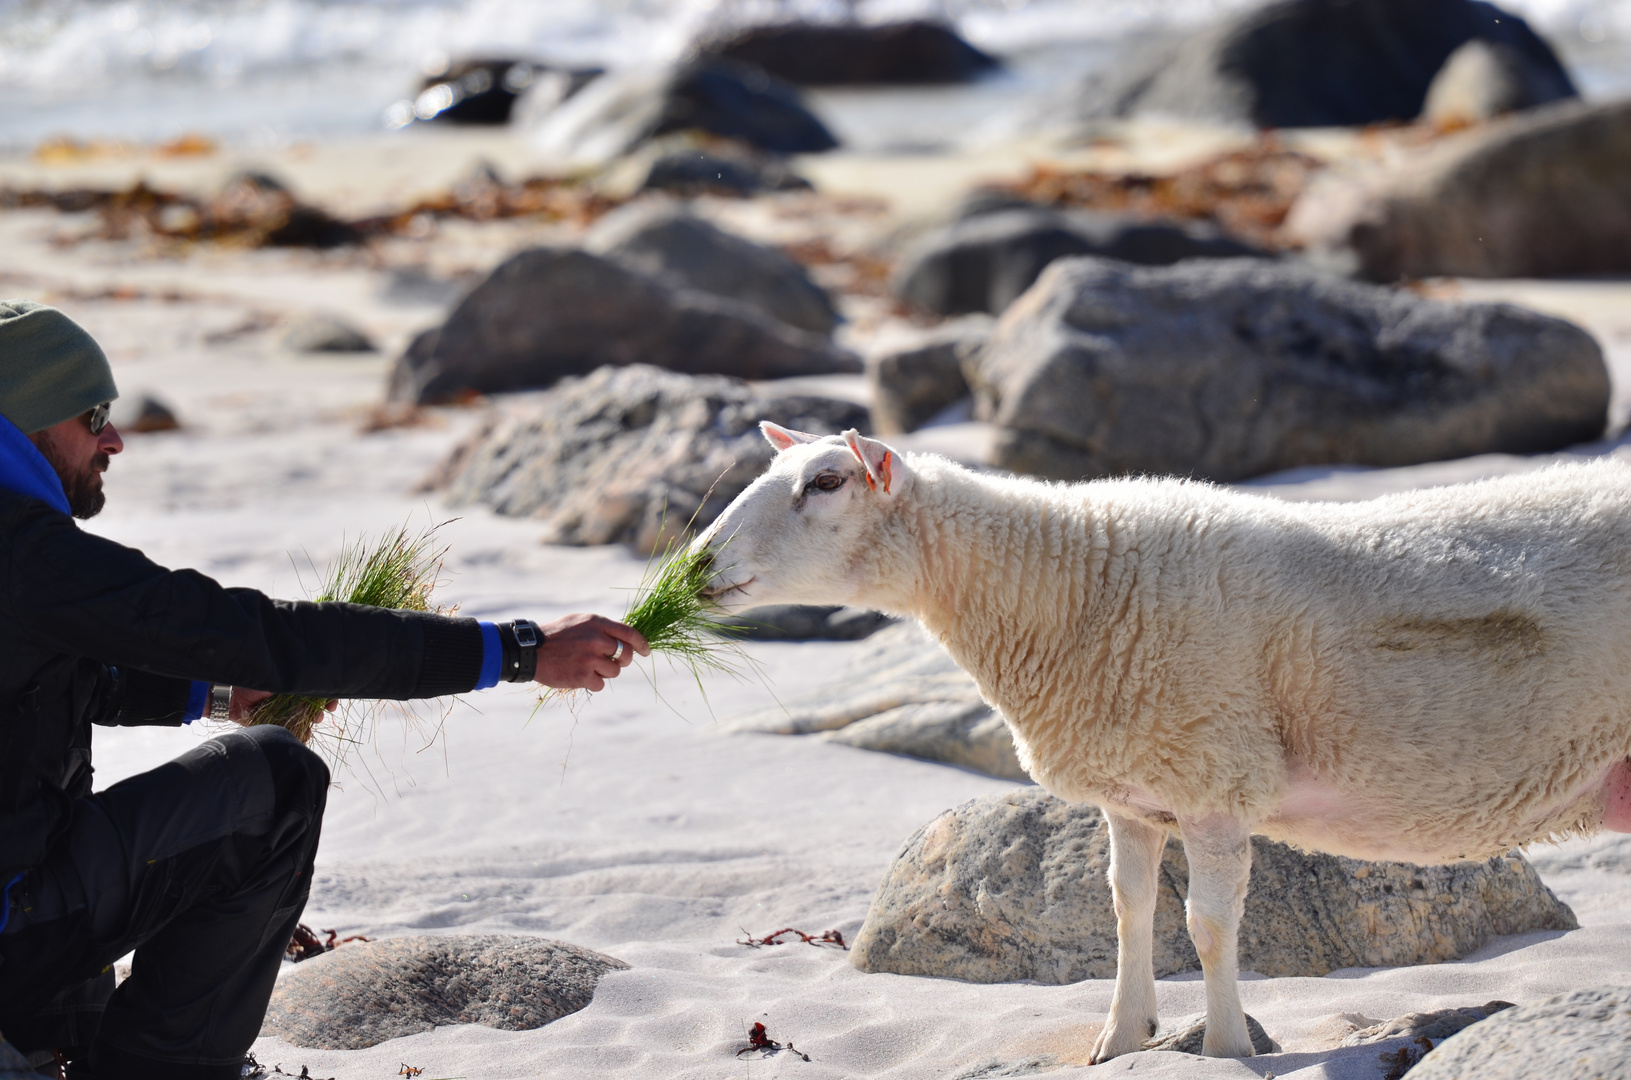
[7,150,1630,1078]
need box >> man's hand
[535,613,650,692]
[228,687,338,725]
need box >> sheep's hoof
[1090,1017,1157,1064]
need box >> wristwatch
[209,683,233,722]
[501,619,543,683]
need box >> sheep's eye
[808,473,844,493]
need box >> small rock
[892,207,1263,316]
[711,604,893,641]
[1288,97,1631,280]
[631,144,812,197]
[261,935,628,1050]
[1343,1001,1515,1046]
[727,621,1026,780]
[1423,39,1576,128]
[425,364,869,552]
[971,256,1608,483]
[1406,986,1631,1079]
[386,246,857,404]
[1143,1013,1279,1055]
[529,59,837,165]
[282,313,375,354]
[109,394,180,434]
[866,318,990,434]
[698,20,999,86]
[850,789,1576,984]
[1074,0,1575,129]
[586,203,837,335]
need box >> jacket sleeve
[97,667,196,728]
[3,501,486,700]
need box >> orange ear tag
[878,451,892,494]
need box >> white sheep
[696,423,1631,1062]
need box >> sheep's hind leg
[1090,810,1167,1064]
[1178,814,1255,1058]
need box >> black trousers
[0,725,328,1080]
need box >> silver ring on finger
[611,640,625,662]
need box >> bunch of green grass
[249,523,450,745]
[621,535,746,680]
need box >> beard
[29,429,109,519]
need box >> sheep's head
[693,422,910,612]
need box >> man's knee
[233,724,329,819]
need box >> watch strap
[501,620,542,683]
[208,684,233,722]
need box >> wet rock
[970,256,1608,483]
[851,789,1577,984]
[727,621,1026,780]
[1423,39,1576,128]
[892,207,1262,316]
[1144,1014,1279,1055]
[1407,986,1631,1079]
[586,203,837,335]
[1075,0,1575,129]
[529,59,837,164]
[109,394,180,434]
[261,935,628,1050]
[386,247,857,404]
[699,20,999,86]
[1288,98,1631,280]
[282,313,375,353]
[1343,1001,1515,1046]
[426,364,869,552]
[866,318,989,434]
[415,58,600,125]
[712,604,894,641]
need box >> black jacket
[0,487,486,881]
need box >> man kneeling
[0,301,649,1079]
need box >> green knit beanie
[0,300,119,434]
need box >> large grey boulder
[386,247,857,404]
[893,207,1262,316]
[1407,986,1631,1079]
[586,203,838,335]
[262,935,628,1050]
[866,318,989,434]
[426,364,869,553]
[697,20,999,86]
[727,621,1025,780]
[1422,39,1576,128]
[1288,98,1631,281]
[851,789,1577,984]
[970,256,1608,483]
[1075,0,1575,129]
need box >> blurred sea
[1,0,1629,152]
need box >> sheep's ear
[843,429,895,495]
[761,421,821,452]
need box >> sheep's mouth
[701,576,755,601]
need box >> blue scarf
[0,415,70,515]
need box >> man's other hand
[228,687,339,725]
[535,613,651,692]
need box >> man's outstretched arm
[4,498,646,701]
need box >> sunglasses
[85,401,111,435]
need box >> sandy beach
[4,26,1631,1072]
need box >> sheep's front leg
[1178,814,1254,1058]
[1090,810,1167,1064]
